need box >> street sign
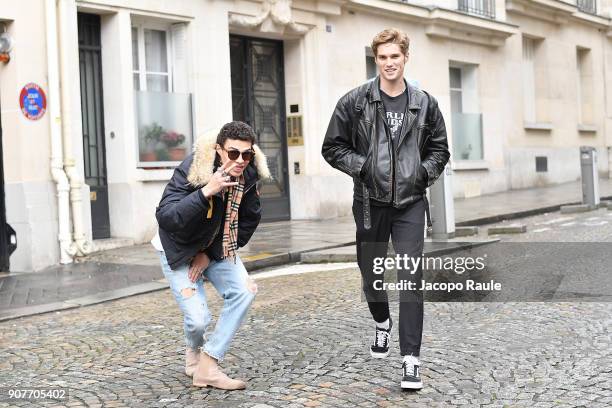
[19,83,47,120]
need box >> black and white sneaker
[401,355,423,390]
[369,317,392,358]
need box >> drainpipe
[45,0,75,263]
[57,0,92,256]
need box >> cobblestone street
[1,259,610,407]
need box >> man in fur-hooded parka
[155,123,270,270]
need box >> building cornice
[506,0,575,24]
[507,0,611,28]
[348,0,517,47]
[570,10,610,29]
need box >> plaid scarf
[222,175,245,262]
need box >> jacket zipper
[377,104,394,205]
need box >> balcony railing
[577,0,597,15]
[458,0,496,19]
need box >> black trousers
[352,198,425,357]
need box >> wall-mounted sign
[19,83,47,120]
[287,115,303,146]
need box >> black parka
[155,134,270,270]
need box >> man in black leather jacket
[322,28,450,390]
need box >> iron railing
[458,0,496,19]
[577,0,597,15]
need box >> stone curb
[0,281,169,323]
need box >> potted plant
[140,122,166,162]
[161,130,186,161]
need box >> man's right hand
[201,161,239,198]
[189,252,210,282]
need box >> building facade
[1,0,611,271]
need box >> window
[365,47,376,80]
[449,68,463,114]
[131,20,192,166]
[449,64,483,161]
[132,26,171,92]
[576,47,594,125]
[522,37,536,124]
[521,36,551,127]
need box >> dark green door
[0,94,15,271]
[78,13,110,239]
[230,35,290,221]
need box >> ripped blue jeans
[158,251,256,361]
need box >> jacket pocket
[414,160,428,194]
[359,149,377,193]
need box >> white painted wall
[0,3,60,271]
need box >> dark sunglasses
[223,148,255,161]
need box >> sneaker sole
[401,380,423,390]
[370,349,390,358]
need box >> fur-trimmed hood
[187,128,272,188]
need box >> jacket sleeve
[321,95,367,179]
[155,166,210,233]
[421,95,451,187]
[237,186,262,248]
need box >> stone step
[560,204,597,214]
[89,238,136,254]
[487,224,527,235]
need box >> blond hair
[371,28,410,57]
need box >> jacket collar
[187,128,271,188]
[368,76,422,110]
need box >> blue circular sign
[19,83,47,120]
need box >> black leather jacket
[322,77,450,209]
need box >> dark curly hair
[216,121,257,147]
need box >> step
[487,224,527,235]
[89,237,136,253]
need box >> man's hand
[201,161,239,198]
[189,252,210,282]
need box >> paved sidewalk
[1,179,610,321]
[454,178,612,225]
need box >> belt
[362,183,371,230]
[362,184,432,230]
[423,193,433,228]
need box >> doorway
[230,35,290,221]
[0,94,14,271]
[78,13,110,239]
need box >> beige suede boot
[192,352,246,390]
[185,347,200,377]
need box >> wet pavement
[1,179,612,321]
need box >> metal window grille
[458,0,496,19]
[577,0,597,15]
